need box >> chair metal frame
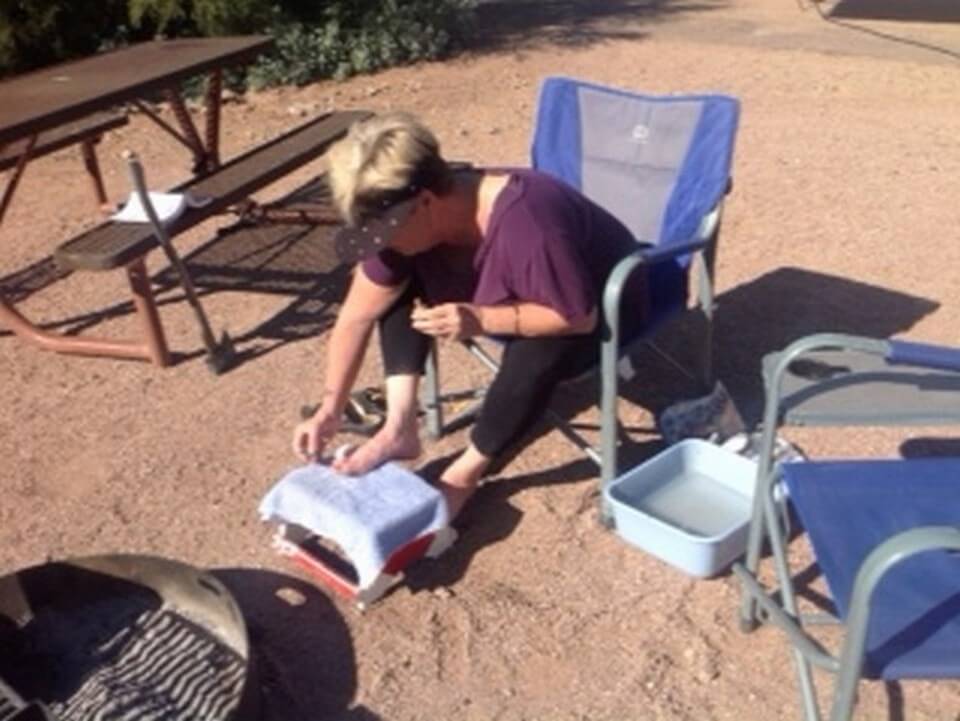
[732,332,960,721]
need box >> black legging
[379,284,603,458]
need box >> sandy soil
[2,0,960,718]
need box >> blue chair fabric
[784,458,960,679]
[733,332,960,721]
[531,76,739,325]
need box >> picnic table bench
[35,110,367,366]
[55,110,366,271]
[0,37,370,368]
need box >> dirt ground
[3,0,960,719]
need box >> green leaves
[0,0,475,84]
[247,0,476,88]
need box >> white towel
[111,191,212,225]
[258,463,449,588]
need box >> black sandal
[300,387,386,437]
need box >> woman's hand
[292,407,341,462]
[411,302,483,340]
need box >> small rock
[696,665,720,684]
[432,586,454,600]
[221,88,236,102]
[275,587,307,606]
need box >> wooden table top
[0,36,273,146]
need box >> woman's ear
[419,189,437,207]
[418,189,441,224]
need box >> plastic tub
[604,439,758,577]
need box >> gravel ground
[2,0,960,719]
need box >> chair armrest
[761,333,960,435]
[834,526,960,715]
[602,241,704,324]
[602,200,724,332]
[752,333,889,487]
[631,237,710,266]
[763,333,888,402]
[887,339,960,372]
[753,333,960,506]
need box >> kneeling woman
[292,112,647,519]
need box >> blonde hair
[326,112,451,226]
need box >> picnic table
[0,37,368,366]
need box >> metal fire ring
[0,554,258,721]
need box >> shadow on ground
[151,176,350,366]
[406,454,652,591]
[808,0,960,62]
[211,567,381,721]
[900,437,960,458]
[708,267,938,423]
[0,177,352,371]
[412,266,940,570]
[468,0,726,52]
[441,266,938,460]
[827,0,960,23]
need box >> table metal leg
[80,137,113,214]
[165,87,210,174]
[0,258,170,366]
[203,68,222,169]
[126,258,171,366]
[0,135,37,225]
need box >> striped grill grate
[0,677,25,721]
[48,608,245,721]
[0,697,19,721]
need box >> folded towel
[259,463,449,588]
[111,191,212,225]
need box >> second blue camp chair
[733,332,960,720]
[421,76,740,523]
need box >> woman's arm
[293,266,407,460]
[411,301,597,340]
[480,302,597,336]
[320,267,408,415]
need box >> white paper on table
[111,191,212,225]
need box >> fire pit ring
[0,554,257,721]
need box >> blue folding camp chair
[421,76,740,523]
[732,332,960,721]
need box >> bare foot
[332,425,421,475]
[436,444,493,519]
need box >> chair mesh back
[531,77,739,319]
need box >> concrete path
[473,0,960,66]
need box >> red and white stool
[260,462,456,609]
[272,523,457,609]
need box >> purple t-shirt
[362,169,647,324]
